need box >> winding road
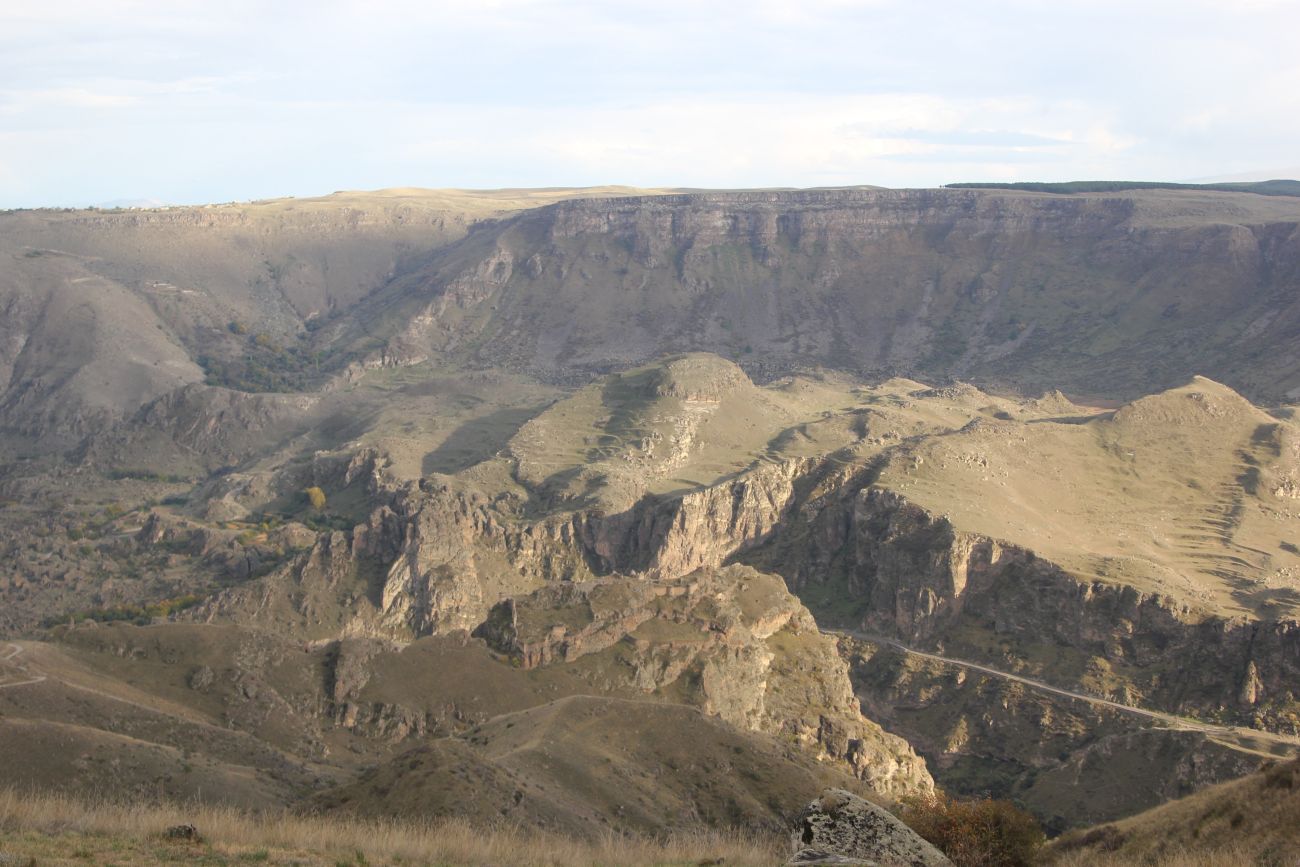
[830,628,1300,759]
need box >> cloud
[1,0,1299,205]
[868,129,1070,148]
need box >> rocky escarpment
[191,423,1300,733]
[194,440,820,639]
[474,566,932,798]
[841,634,1266,831]
[163,373,1300,820]
[360,188,1300,401]
[754,485,1300,731]
[186,450,934,796]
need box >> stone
[790,789,951,867]
[163,824,202,842]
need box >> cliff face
[196,399,1300,734]
[190,450,935,796]
[835,488,1300,729]
[7,186,1300,459]
[473,566,931,799]
[726,467,1300,732]
[365,189,1300,401]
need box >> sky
[2,0,1299,207]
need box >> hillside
[4,357,1297,834]
[4,186,1300,847]
[0,788,785,866]
[0,187,671,450]
[874,375,1300,619]
[5,185,1300,459]
[348,187,1300,402]
[1048,757,1300,865]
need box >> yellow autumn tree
[303,486,326,511]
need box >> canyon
[2,185,1299,841]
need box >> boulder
[790,789,951,867]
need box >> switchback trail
[0,642,47,690]
[830,628,1300,760]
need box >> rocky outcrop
[475,566,934,798]
[193,422,1300,732]
[733,472,1300,731]
[841,633,1274,831]
[587,455,817,576]
[790,788,951,867]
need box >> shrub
[46,593,204,628]
[303,486,327,511]
[1050,824,1126,855]
[900,791,1044,867]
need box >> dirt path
[0,643,47,690]
[831,628,1300,759]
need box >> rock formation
[790,788,951,866]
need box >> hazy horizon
[3,0,1299,209]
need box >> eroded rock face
[475,566,934,799]
[791,788,951,867]
[832,489,1300,730]
[369,189,1300,403]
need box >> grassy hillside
[1047,757,1300,866]
[0,788,783,866]
[876,376,1300,619]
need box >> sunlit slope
[468,355,1033,513]
[0,187,674,448]
[1048,757,1300,865]
[878,376,1300,617]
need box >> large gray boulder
[789,789,952,867]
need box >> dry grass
[1043,758,1300,867]
[1049,845,1261,867]
[0,788,785,866]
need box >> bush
[46,593,204,628]
[303,486,327,511]
[900,792,1044,867]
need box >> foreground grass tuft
[0,789,785,866]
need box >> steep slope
[315,695,868,839]
[354,188,1300,402]
[0,571,931,835]
[842,635,1267,832]
[7,184,1300,840]
[7,185,1300,460]
[872,376,1300,618]
[0,187,667,451]
[1047,757,1300,864]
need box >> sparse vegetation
[104,469,192,484]
[304,486,327,511]
[1044,758,1300,866]
[198,339,333,393]
[0,789,784,866]
[900,791,1044,867]
[42,593,205,628]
